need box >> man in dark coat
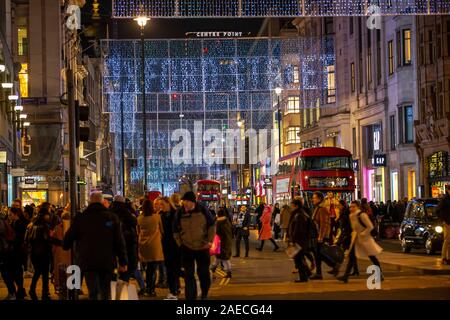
[63,192,128,300]
[288,199,313,282]
[233,205,251,258]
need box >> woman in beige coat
[338,200,383,283]
[138,200,164,296]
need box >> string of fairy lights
[101,37,334,192]
[112,0,450,18]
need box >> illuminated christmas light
[112,0,450,18]
[102,37,333,186]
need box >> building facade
[0,0,21,206]
[285,16,421,203]
[415,15,450,198]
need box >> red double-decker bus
[194,179,221,203]
[273,147,355,206]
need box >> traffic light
[75,100,90,148]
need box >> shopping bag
[285,243,302,259]
[111,280,139,300]
[209,235,221,256]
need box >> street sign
[11,168,26,177]
[373,154,387,167]
[24,178,35,185]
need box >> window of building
[367,50,372,85]
[286,127,301,144]
[388,40,394,75]
[293,66,300,84]
[390,114,396,150]
[316,98,320,121]
[327,65,336,103]
[18,63,28,98]
[376,30,381,85]
[18,28,28,56]
[399,105,414,144]
[285,96,300,114]
[352,127,357,155]
[325,18,334,35]
[303,107,307,128]
[349,17,353,35]
[350,62,355,92]
[310,104,314,124]
[359,57,363,93]
[403,29,412,65]
[429,30,434,64]
[396,30,401,67]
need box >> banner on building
[22,124,62,171]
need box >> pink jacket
[259,206,273,240]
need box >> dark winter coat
[161,208,180,262]
[288,208,313,251]
[110,202,138,271]
[63,202,128,272]
[335,207,352,250]
[215,216,233,260]
[25,219,60,257]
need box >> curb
[361,258,450,275]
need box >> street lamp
[275,87,283,161]
[19,114,27,120]
[8,95,19,101]
[14,105,23,112]
[0,65,5,72]
[1,83,13,89]
[135,15,150,194]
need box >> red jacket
[259,206,273,240]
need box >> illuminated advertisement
[308,177,349,188]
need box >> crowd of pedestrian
[1,187,449,300]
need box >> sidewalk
[363,240,450,275]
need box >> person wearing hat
[173,191,216,300]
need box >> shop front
[427,151,450,198]
[20,176,49,206]
[363,154,386,203]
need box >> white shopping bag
[111,280,139,300]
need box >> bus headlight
[435,226,443,234]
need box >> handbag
[320,243,345,264]
[285,243,302,259]
[209,234,221,256]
